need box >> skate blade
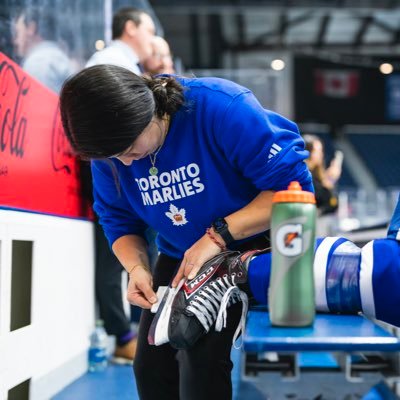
[148,279,185,346]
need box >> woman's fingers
[187,263,201,280]
[172,260,201,286]
[128,290,153,309]
[127,270,157,308]
[172,234,223,286]
[137,280,157,304]
[171,261,186,287]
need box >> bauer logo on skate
[134,163,205,206]
[276,223,303,256]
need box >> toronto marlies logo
[135,163,205,206]
[165,204,188,226]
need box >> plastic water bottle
[269,181,316,327]
[88,319,108,372]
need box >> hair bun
[149,78,168,104]
[143,76,184,118]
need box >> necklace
[149,116,169,176]
[149,147,162,176]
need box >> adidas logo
[268,143,282,161]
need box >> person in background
[85,7,156,364]
[304,134,342,235]
[59,64,312,399]
[142,35,175,75]
[12,7,74,93]
[86,7,155,74]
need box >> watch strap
[212,218,234,245]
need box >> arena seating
[347,133,400,187]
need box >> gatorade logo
[276,224,303,256]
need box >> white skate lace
[186,274,248,349]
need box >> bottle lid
[272,181,316,204]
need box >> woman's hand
[171,234,221,288]
[127,265,157,309]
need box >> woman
[304,134,342,216]
[60,64,312,400]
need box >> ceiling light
[95,40,105,51]
[379,63,393,75]
[271,59,285,71]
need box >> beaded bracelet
[206,227,227,251]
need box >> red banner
[0,53,91,219]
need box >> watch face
[214,219,225,231]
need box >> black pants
[95,222,132,339]
[133,234,269,400]
[133,253,242,400]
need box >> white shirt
[85,40,141,74]
[22,41,75,93]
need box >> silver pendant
[149,166,158,176]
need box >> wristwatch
[212,218,234,245]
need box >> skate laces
[186,272,248,348]
[216,286,248,349]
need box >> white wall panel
[0,210,95,399]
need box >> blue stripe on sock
[314,237,325,252]
[326,240,362,313]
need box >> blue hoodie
[92,76,313,259]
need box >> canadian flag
[314,69,359,98]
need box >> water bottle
[269,181,316,327]
[88,319,108,372]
